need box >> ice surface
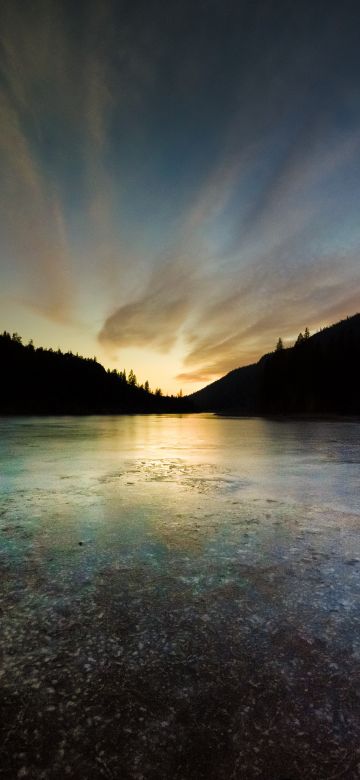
[0,415,360,778]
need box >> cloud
[0,1,76,319]
[167,98,360,385]
[171,121,360,384]
[177,248,360,384]
[0,86,74,320]
[0,0,181,324]
[0,0,119,322]
[98,252,201,351]
[97,111,360,385]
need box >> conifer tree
[128,369,137,386]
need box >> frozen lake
[1,415,360,778]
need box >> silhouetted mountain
[0,333,192,415]
[189,314,360,415]
[188,362,265,414]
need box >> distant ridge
[188,313,360,415]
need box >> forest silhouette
[0,333,191,415]
[189,313,360,415]
[1,313,359,416]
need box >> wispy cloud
[96,114,360,384]
[0,87,73,320]
[99,251,202,351]
[0,0,119,322]
[175,125,360,383]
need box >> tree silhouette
[295,332,304,346]
[304,326,310,339]
[275,337,284,351]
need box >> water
[1,415,360,779]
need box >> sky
[1,0,360,394]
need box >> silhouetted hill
[189,314,360,415]
[188,362,265,414]
[0,333,192,415]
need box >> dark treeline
[2,312,359,416]
[190,313,360,416]
[0,333,192,415]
